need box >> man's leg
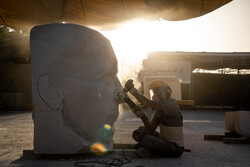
[141,135,184,157]
[132,126,159,143]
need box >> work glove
[125,79,134,91]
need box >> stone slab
[30,23,122,154]
[225,111,250,138]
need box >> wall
[193,73,250,109]
[0,63,32,109]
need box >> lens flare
[104,124,111,130]
[90,143,107,155]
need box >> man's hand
[134,109,144,118]
[125,79,134,91]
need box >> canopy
[0,0,232,30]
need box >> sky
[100,0,250,81]
[103,0,250,53]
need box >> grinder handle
[124,96,140,113]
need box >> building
[138,51,250,109]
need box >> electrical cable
[74,149,133,167]
[36,74,61,110]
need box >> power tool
[114,88,140,113]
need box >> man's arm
[122,93,158,133]
[124,79,162,110]
[131,88,162,110]
[133,109,159,133]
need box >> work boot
[136,147,151,158]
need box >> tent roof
[0,0,232,30]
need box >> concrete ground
[1,108,250,167]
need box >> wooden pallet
[22,144,191,159]
[204,132,250,144]
[177,100,194,106]
[114,143,191,152]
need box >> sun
[101,18,202,62]
[101,20,152,62]
[101,20,160,80]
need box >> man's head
[149,81,172,101]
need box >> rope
[80,0,87,23]
[38,0,54,22]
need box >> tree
[0,25,26,40]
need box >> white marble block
[226,111,250,138]
[30,23,121,154]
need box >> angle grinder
[114,88,128,103]
[114,88,140,113]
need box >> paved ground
[1,108,250,167]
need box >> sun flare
[101,19,203,82]
[100,2,249,82]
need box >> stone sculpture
[30,23,121,154]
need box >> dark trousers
[132,126,184,157]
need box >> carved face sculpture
[33,24,122,151]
